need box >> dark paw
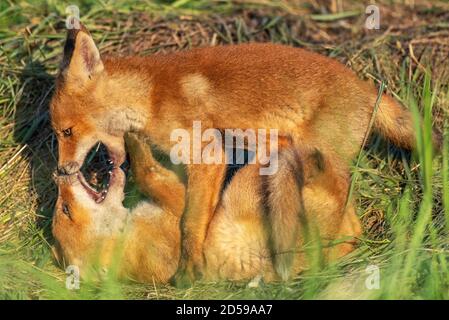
[171,262,204,288]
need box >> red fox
[50,22,439,286]
[52,134,361,283]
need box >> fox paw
[171,262,204,288]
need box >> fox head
[52,167,128,273]
[50,23,132,175]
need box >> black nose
[57,162,79,175]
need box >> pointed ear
[60,21,104,83]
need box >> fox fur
[50,23,439,284]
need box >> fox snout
[57,161,81,176]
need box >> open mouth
[78,142,129,203]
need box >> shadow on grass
[14,60,57,244]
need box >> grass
[1,0,449,299]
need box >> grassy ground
[1,0,449,299]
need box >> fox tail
[264,145,325,280]
[373,94,442,151]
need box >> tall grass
[377,71,447,299]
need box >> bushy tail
[374,94,442,151]
[264,145,324,280]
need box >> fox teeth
[95,196,105,204]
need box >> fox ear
[60,20,104,83]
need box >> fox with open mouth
[50,21,440,286]
[52,134,361,283]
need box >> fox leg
[327,202,362,261]
[125,133,185,216]
[317,154,361,261]
[172,153,227,288]
[302,149,361,263]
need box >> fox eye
[62,128,72,137]
[62,203,72,219]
